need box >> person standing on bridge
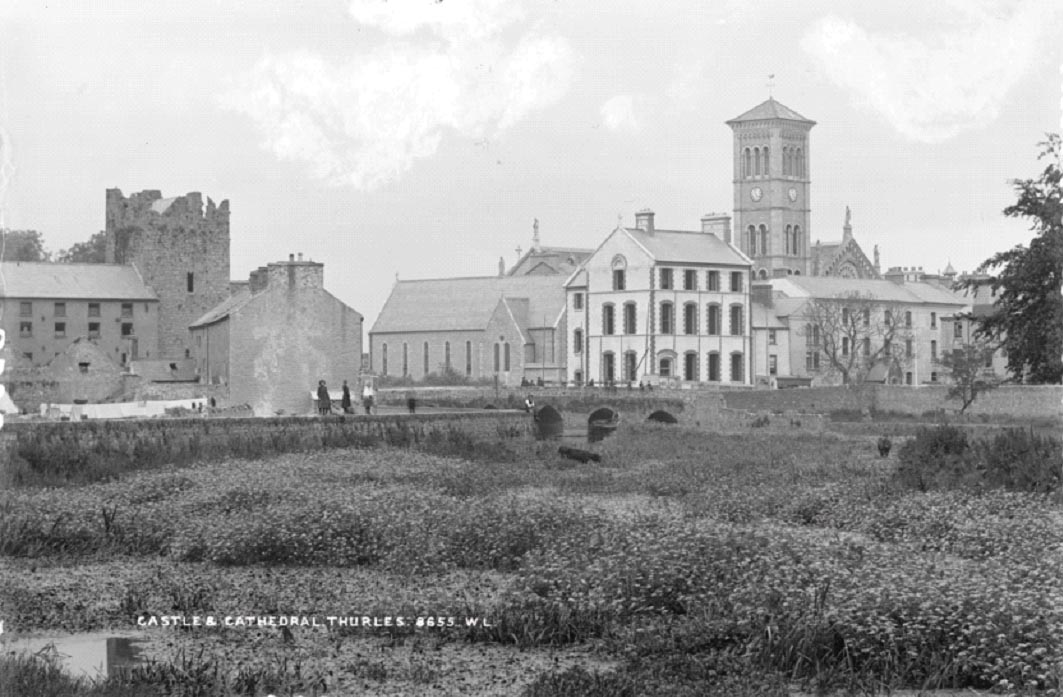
[317,380,331,415]
[341,380,352,414]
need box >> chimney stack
[700,213,732,241]
[289,253,295,262]
[298,252,303,261]
[634,209,655,233]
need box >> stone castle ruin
[105,189,230,361]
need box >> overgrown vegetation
[896,424,1062,495]
[2,424,1061,695]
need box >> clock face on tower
[750,186,763,202]
[788,187,798,202]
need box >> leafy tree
[938,340,1001,413]
[961,134,1063,384]
[57,230,108,263]
[0,229,51,261]
[800,292,915,386]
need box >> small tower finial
[617,213,623,229]
[532,218,541,252]
[767,74,775,98]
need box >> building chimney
[634,209,655,233]
[700,213,732,241]
[884,266,905,285]
[298,252,303,261]
[249,266,270,293]
[289,253,295,262]
[498,257,505,277]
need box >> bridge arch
[534,405,564,438]
[647,410,678,424]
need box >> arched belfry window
[763,146,769,176]
[797,148,804,177]
[794,225,801,256]
[754,147,761,176]
[743,148,751,178]
[747,225,757,256]
[783,147,789,176]
[759,224,768,255]
[785,224,793,255]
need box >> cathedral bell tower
[727,98,815,278]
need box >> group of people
[316,379,376,415]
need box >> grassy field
[1,423,1061,696]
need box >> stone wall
[722,385,1063,420]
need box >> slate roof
[189,289,254,329]
[370,275,566,334]
[0,262,158,300]
[774,276,968,306]
[624,228,750,266]
[727,98,815,125]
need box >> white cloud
[221,1,573,191]
[666,60,706,110]
[600,95,640,134]
[802,0,1060,143]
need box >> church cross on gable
[811,206,880,280]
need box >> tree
[938,340,1001,413]
[0,229,51,261]
[800,292,915,386]
[960,134,1063,384]
[57,230,108,263]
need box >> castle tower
[105,189,231,360]
[727,98,815,278]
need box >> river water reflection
[3,632,146,679]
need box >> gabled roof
[0,262,158,300]
[370,274,566,334]
[623,228,749,266]
[189,288,253,329]
[726,98,815,125]
[508,245,593,277]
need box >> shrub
[895,425,971,491]
[971,427,1062,494]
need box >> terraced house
[565,210,754,386]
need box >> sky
[1,0,1061,328]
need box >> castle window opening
[121,303,133,318]
[54,322,66,338]
[54,302,66,318]
[187,272,194,292]
[573,328,583,354]
[78,362,89,374]
[121,323,134,337]
[88,323,100,339]
[19,321,32,338]
[88,303,100,317]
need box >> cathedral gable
[822,238,878,279]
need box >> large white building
[564,210,754,386]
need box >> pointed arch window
[793,225,801,256]
[743,148,751,178]
[748,225,757,256]
[763,146,769,176]
[797,148,804,177]
[785,224,793,255]
[759,224,769,255]
[754,147,761,176]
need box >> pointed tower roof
[726,98,815,125]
